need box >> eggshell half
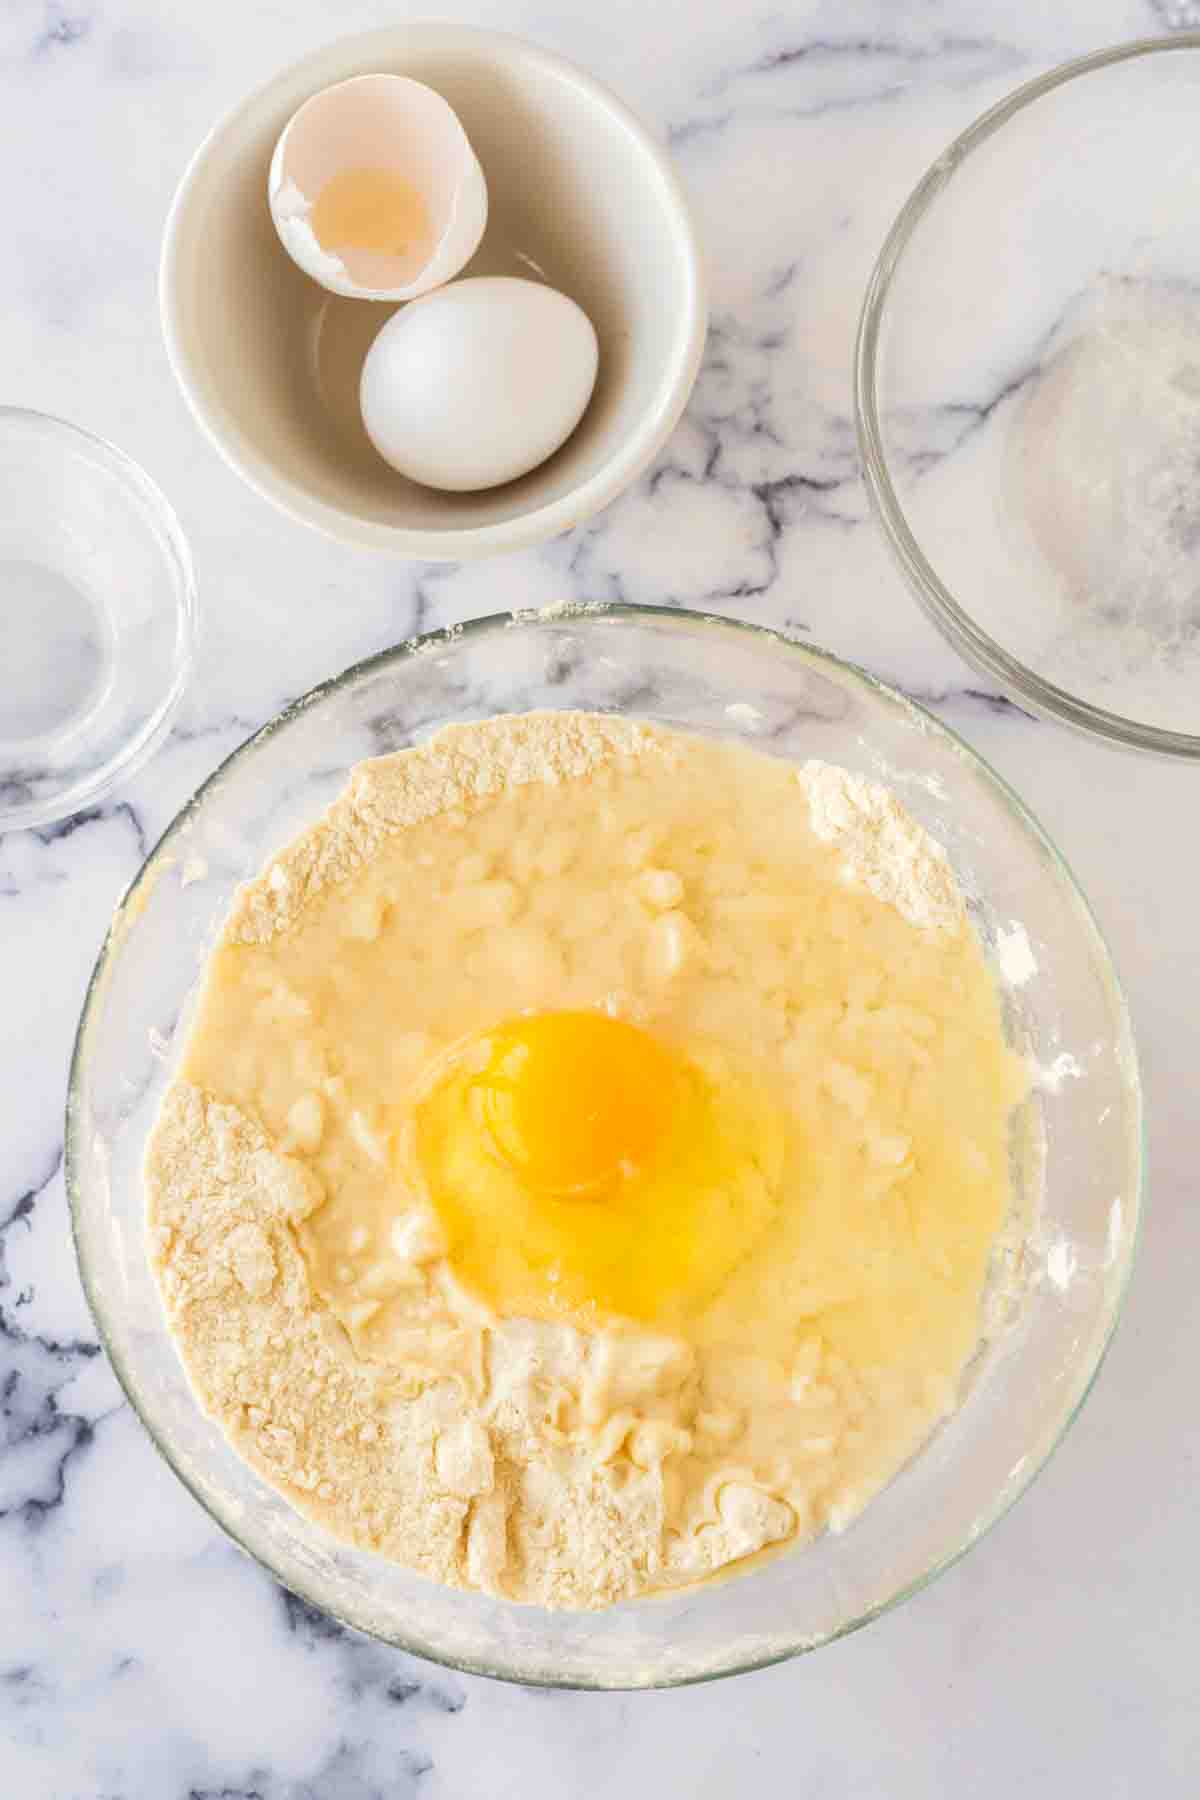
[268,74,488,301]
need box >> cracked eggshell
[267,73,488,301]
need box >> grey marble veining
[3,1,1199,1795]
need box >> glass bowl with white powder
[857,35,1200,757]
[66,605,1141,1686]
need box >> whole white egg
[360,277,599,492]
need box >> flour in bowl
[147,713,1025,1609]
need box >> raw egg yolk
[471,1009,681,1197]
[414,1011,786,1328]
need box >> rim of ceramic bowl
[159,25,707,561]
[0,405,197,832]
[855,32,1200,761]
[65,603,1144,1687]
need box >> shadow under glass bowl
[67,605,1141,1688]
[0,408,196,831]
[856,34,1200,758]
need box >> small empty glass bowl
[67,607,1141,1688]
[0,409,195,830]
[856,35,1200,757]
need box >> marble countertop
[4,1,1198,1794]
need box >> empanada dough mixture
[147,713,1024,1610]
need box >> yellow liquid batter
[160,713,1028,1599]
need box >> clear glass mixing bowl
[66,606,1141,1687]
[856,35,1200,757]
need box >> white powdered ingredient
[994,921,1038,988]
[1017,288,1200,672]
[799,760,964,933]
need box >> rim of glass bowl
[65,603,1144,1688]
[854,33,1200,761]
[0,406,198,831]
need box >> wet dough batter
[147,713,1025,1607]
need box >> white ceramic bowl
[160,26,706,559]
